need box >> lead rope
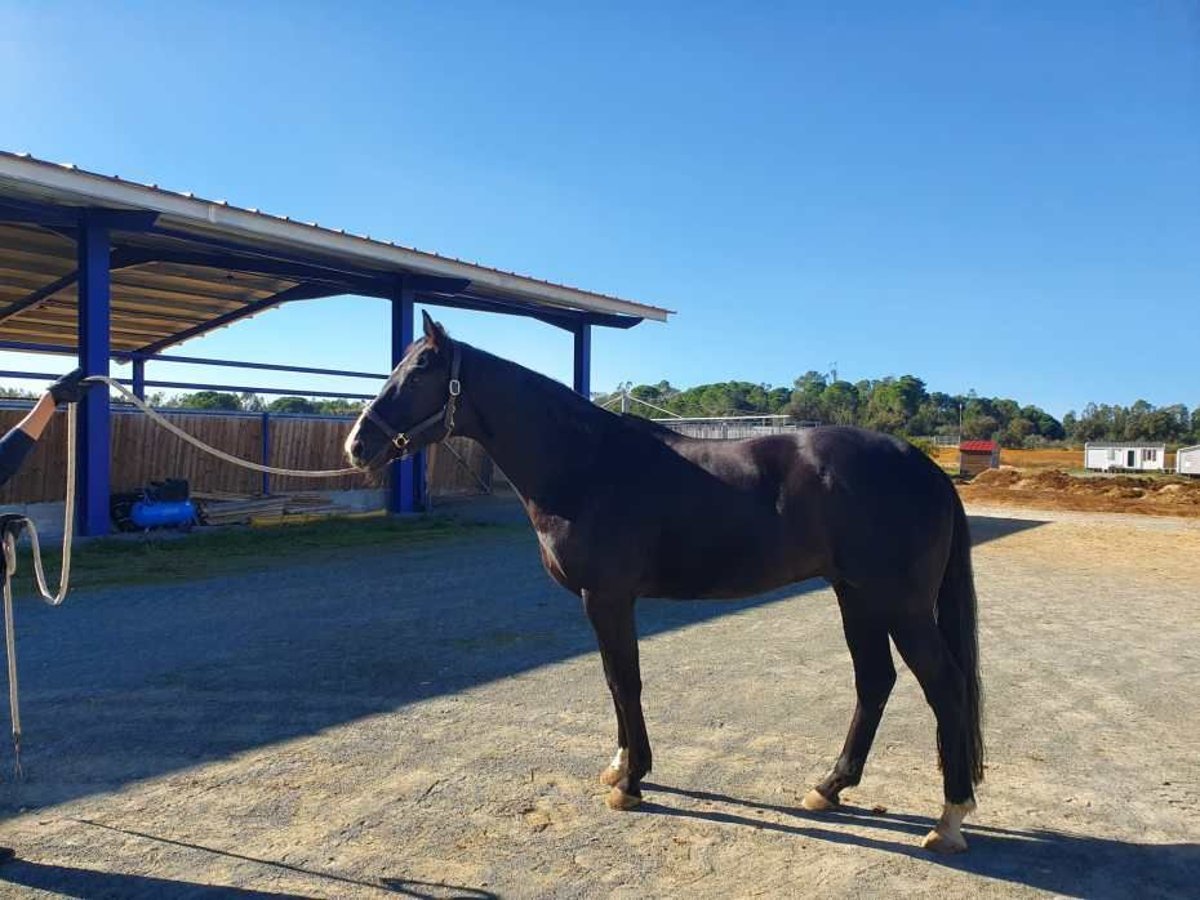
[3,380,371,780]
[94,377,360,478]
[2,402,77,779]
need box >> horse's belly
[645,521,816,599]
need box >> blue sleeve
[0,429,35,488]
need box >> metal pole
[76,213,111,536]
[260,412,271,496]
[573,322,591,397]
[389,279,418,514]
[132,356,146,400]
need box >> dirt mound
[960,469,1200,518]
[972,467,1022,487]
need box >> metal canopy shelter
[0,151,672,535]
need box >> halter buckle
[448,379,461,397]
[392,433,410,451]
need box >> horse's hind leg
[599,684,629,787]
[890,613,975,854]
[582,590,651,810]
[803,583,896,811]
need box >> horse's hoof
[800,788,837,812]
[922,828,968,854]
[599,766,625,787]
[606,787,642,811]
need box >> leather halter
[365,342,462,458]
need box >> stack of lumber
[196,492,359,526]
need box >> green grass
[8,516,513,592]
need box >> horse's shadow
[640,783,1199,900]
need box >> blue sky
[1,1,1196,417]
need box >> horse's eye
[415,353,430,369]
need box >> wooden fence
[0,404,492,505]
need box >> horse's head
[345,311,461,471]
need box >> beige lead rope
[3,380,367,777]
[2,402,77,778]
[96,376,361,478]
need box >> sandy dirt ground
[959,469,1200,519]
[0,501,1197,898]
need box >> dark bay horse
[346,314,984,853]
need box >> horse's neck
[455,345,598,505]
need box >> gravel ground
[0,501,1196,898]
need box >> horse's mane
[461,340,691,449]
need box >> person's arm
[0,369,95,488]
[0,395,49,486]
[13,392,56,441]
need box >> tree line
[157,391,364,416]
[596,373,1200,448]
[0,386,364,417]
[4,378,1197,446]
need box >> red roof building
[959,440,1000,477]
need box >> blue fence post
[132,355,146,400]
[389,279,417,514]
[76,213,112,536]
[260,411,271,496]
[573,322,591,397]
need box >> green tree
[786,371,827,422]
[820,380,859,425]
[268,396,319,415]
[177,391,242,411]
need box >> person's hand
[48,368,95,407]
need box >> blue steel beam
[135,282,342,355]
[133,353,387,380]
[139,379,374,400]
[0,246,175,326]
[132,357,146,399]
[417,291,642,332]
[144,225,470,295]
[0,340,388,381]
[389,278,419,514]
[76,215,112,536]
[573,322,591,397]
[0,198,157,231]
[0,271,81,324]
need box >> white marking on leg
[922,800,976,853]
[609,747,628,771]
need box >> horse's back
[795,426,958,586]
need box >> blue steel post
[389,280,418,514]
[573,322,592,397]
[260,412,271,496]
[132,356,146,400]
[76,214,112,536]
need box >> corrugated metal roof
[0,223,300,351]
[0,151,672,353]
[1083,441,1167,449]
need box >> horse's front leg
[582,590,650,810]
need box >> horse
[346,313,984,854]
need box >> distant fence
[652,415,814,440]
[0,402,491,505]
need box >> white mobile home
[1177,445,1200,477]
[1084,442,1167,473]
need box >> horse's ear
[421,310,448,349]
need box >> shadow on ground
[640,783,1198,899]
[0,855,496,900]
[0,502,1043,820]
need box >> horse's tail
[937,493,984,786]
